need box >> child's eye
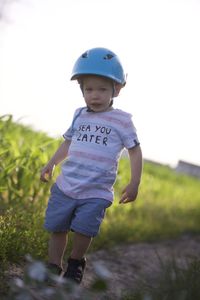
[99,88,107,92]
[85,87,92,92]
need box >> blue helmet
[71,47,126,85]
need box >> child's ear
[113,83,123,97]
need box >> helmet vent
[103,54,114,60]
[81,52,88,58]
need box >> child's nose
[91,90,99,99]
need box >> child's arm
[119,145,143,204]
[40,139,71,182]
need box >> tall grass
[123,257,200,300]
[0,115,60,263]
[101,159,200,247]
[0,115,200,264]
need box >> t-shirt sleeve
[120,115,140,149]
[63,126,73,140]
[63,108,81,140]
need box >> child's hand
[40,163,55,182]
[119,183,139,204]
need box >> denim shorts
[44,183,111,237]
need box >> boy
[40,47,142,284]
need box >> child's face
[82,76,116,112]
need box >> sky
[0,0,200,167]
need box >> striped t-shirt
[56,107,140,202]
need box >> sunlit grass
[94,159,200,250]
[0,115,200,263]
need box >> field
[1,115,200,299]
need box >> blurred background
[1,0,200,167]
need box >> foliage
[6,256,200,300]
[8,255,111,300]
[124,257,200,300]
[1,115,200,299]
[1,114,200,263]
[149,257,200,300]
[0,115,60,263]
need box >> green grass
[0,114,200,264]
[123,257,200,300]
[96,159,200,250]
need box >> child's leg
[70,232,92,259]
[63,198,110,283]
[64,232,92,283]
[48,231,68,269]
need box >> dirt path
[83,234,200,299]
[5,234,200,299]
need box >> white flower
[27,261,47,281]
[93,261,112,280]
